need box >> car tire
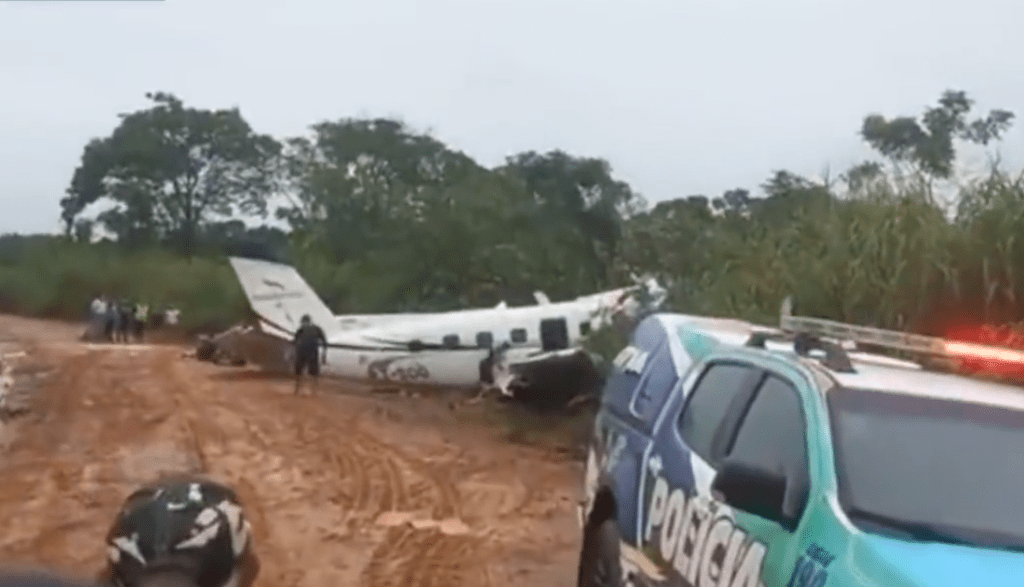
[577,517,622,587]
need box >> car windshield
[829,386,1024,550]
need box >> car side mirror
[711,459,796,531]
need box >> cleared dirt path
[0,316,583,587]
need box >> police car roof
[659,313,1024,412]
[827,361,1024,411]
[657,313,772,345]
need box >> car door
[585,318,678,542]
[714,368,814,587]
[632,356,765,585]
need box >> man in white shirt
[134,303,149,341]
[91,295,105,316]
[87,294,107,341]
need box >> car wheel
[577,517,622,587]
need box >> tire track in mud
[1,346,200,570]
[278,404,414,521]
[1,348,110,566]
[382,529,488,587]
[291,410,385,519]
[347,421,492,587]
[160,360,421,585]
[334,447,370,513]
[249,397,426,587]
[351,427,459,518]
[148,351,297,586]
[153,357,492,587]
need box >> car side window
[630,341,677,422]
[727,374,810,519]
[678,362,758,467]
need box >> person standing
[88,294,106,341]
[104,298,117,342]
[292,314,327,396]
[165,305,180,327]
[134,302,149,342]
[116,298,133,343]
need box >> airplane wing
[495,347,603,408]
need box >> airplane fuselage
[317,292,621,388]
[228,256,664,395]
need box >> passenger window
[678,363,758,466]
[580,321,592,336]
[727,375,810,519]
[510,328,528,343]
[442,334,460,349]
[476,331,493,349]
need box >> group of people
[86,296,180,344]
[0,474,259,587]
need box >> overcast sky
[2,0,1023,234]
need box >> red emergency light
[943,340,1024,366]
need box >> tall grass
[0,241,248,333]
[635,167,1024,336]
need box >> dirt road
[0,316,584,587]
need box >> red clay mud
[0,315,583,587]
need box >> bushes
[0,239,247,334]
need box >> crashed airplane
[220,256,667,407]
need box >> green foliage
[61,91,282,257]
[860,90,1014,180]
[4,87,1021,348]
[579,322,631,377]
[0,237,246,333]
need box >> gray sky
[2,0,1023,234]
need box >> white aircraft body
[226,256,666,401]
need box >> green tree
[61,91,282,257]
[281,117,553,311]
[499,150,640,293]
[860,90,1014,182]
[279,117,483,264]
[756,170,832,227]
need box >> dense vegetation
[2,89,1022,340]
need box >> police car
[577,306,1024,587]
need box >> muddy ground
[0,315,587,587]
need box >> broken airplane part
[224,256,667,407]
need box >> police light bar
[778,300,1024,369]
[943,340,1024,366]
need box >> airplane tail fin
[228,257,339,339]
